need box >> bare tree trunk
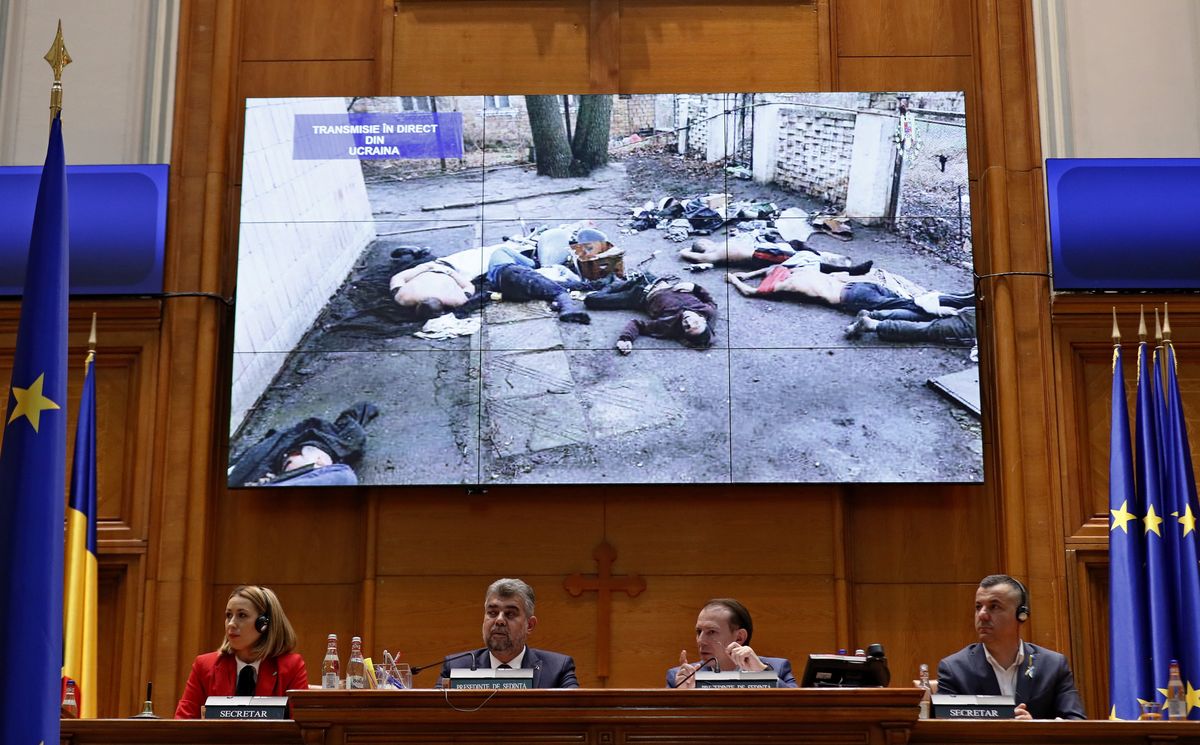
[562,95,573,143]
[524,95,572,178]
[568,94,614,176]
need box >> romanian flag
[63,336,98,718]
[0,113,70,742]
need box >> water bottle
[321,634,340,689]
[61,679,79,719]
[346,636,367,690]
[917,664,932,720]
[1167,659,1186,720]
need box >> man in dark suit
[936,574,1085,719]
[667,598,797,688]
[439,578,578,688]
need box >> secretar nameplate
[203,695,289,719]
[931,693,1016,719]
[695,670,778,688]
[449,667,534,689]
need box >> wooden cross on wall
[563,541,646,683]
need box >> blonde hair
[218,585,297,660]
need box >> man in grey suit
[936,574,1085,719]
[667,598,797,688]
[439,578,578,688]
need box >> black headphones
[255,610,271,634]
[1000,575,1030,622]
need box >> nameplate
[449,668,534,689]
[931,693,1015,719]
[695,670,778,688]
[203,695,288,720]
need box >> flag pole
[0,20,72,741]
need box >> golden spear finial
[1138,305,1147,342]
[1163,302,1172,342]
[85,313,97,373]
[1155,308,1163,344]
[1112,307,1121,344]
[44,20,71,123]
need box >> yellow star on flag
[1145,504,1164,536]
[1180,505,1197,538]
[1187,681,1200,715]
[1111,501,1137,533]
[7,372,60,432]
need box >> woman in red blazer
[174,585,309,718]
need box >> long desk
[59,719,300,744]
[289,688,922,744]
[910,719,1200,745]
[61,691,1200,745]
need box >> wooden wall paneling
[607,487,837,575]
[373,490,605,576]
[834,0,974,57]
[1052,311,1125,542]
[211,490,367,585]
[1067,547,1107,719]
[619,1,821,93]
[1053,297,1200,541]
[817,0,834,88]
[589,0,620,91]
[238,61,381,99]
[964,0,1070,655]
[853,582,979,686]
[145,0,241,716]
[392,1,592,94]
[97,557,143,717]
[845,485,996,585]
[240,0,380,61]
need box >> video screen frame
[228,91,981,487]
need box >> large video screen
[228,92,980,487]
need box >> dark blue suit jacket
[936,642,1086,719]
[439,647,579,689]
[665,655,797,688]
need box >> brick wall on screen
[772,107,856,209]
[229,97,376,433]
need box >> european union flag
[1137,340,1175,714]
[1109,341,1149,719]
[1158,339,1200,717]
[0,114,69,742]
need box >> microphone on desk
[674,657,718,687]
[411,649,478,675]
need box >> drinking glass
[394,662,413,690]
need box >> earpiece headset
[1000,575,1030,622]
[255,610,271,634]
